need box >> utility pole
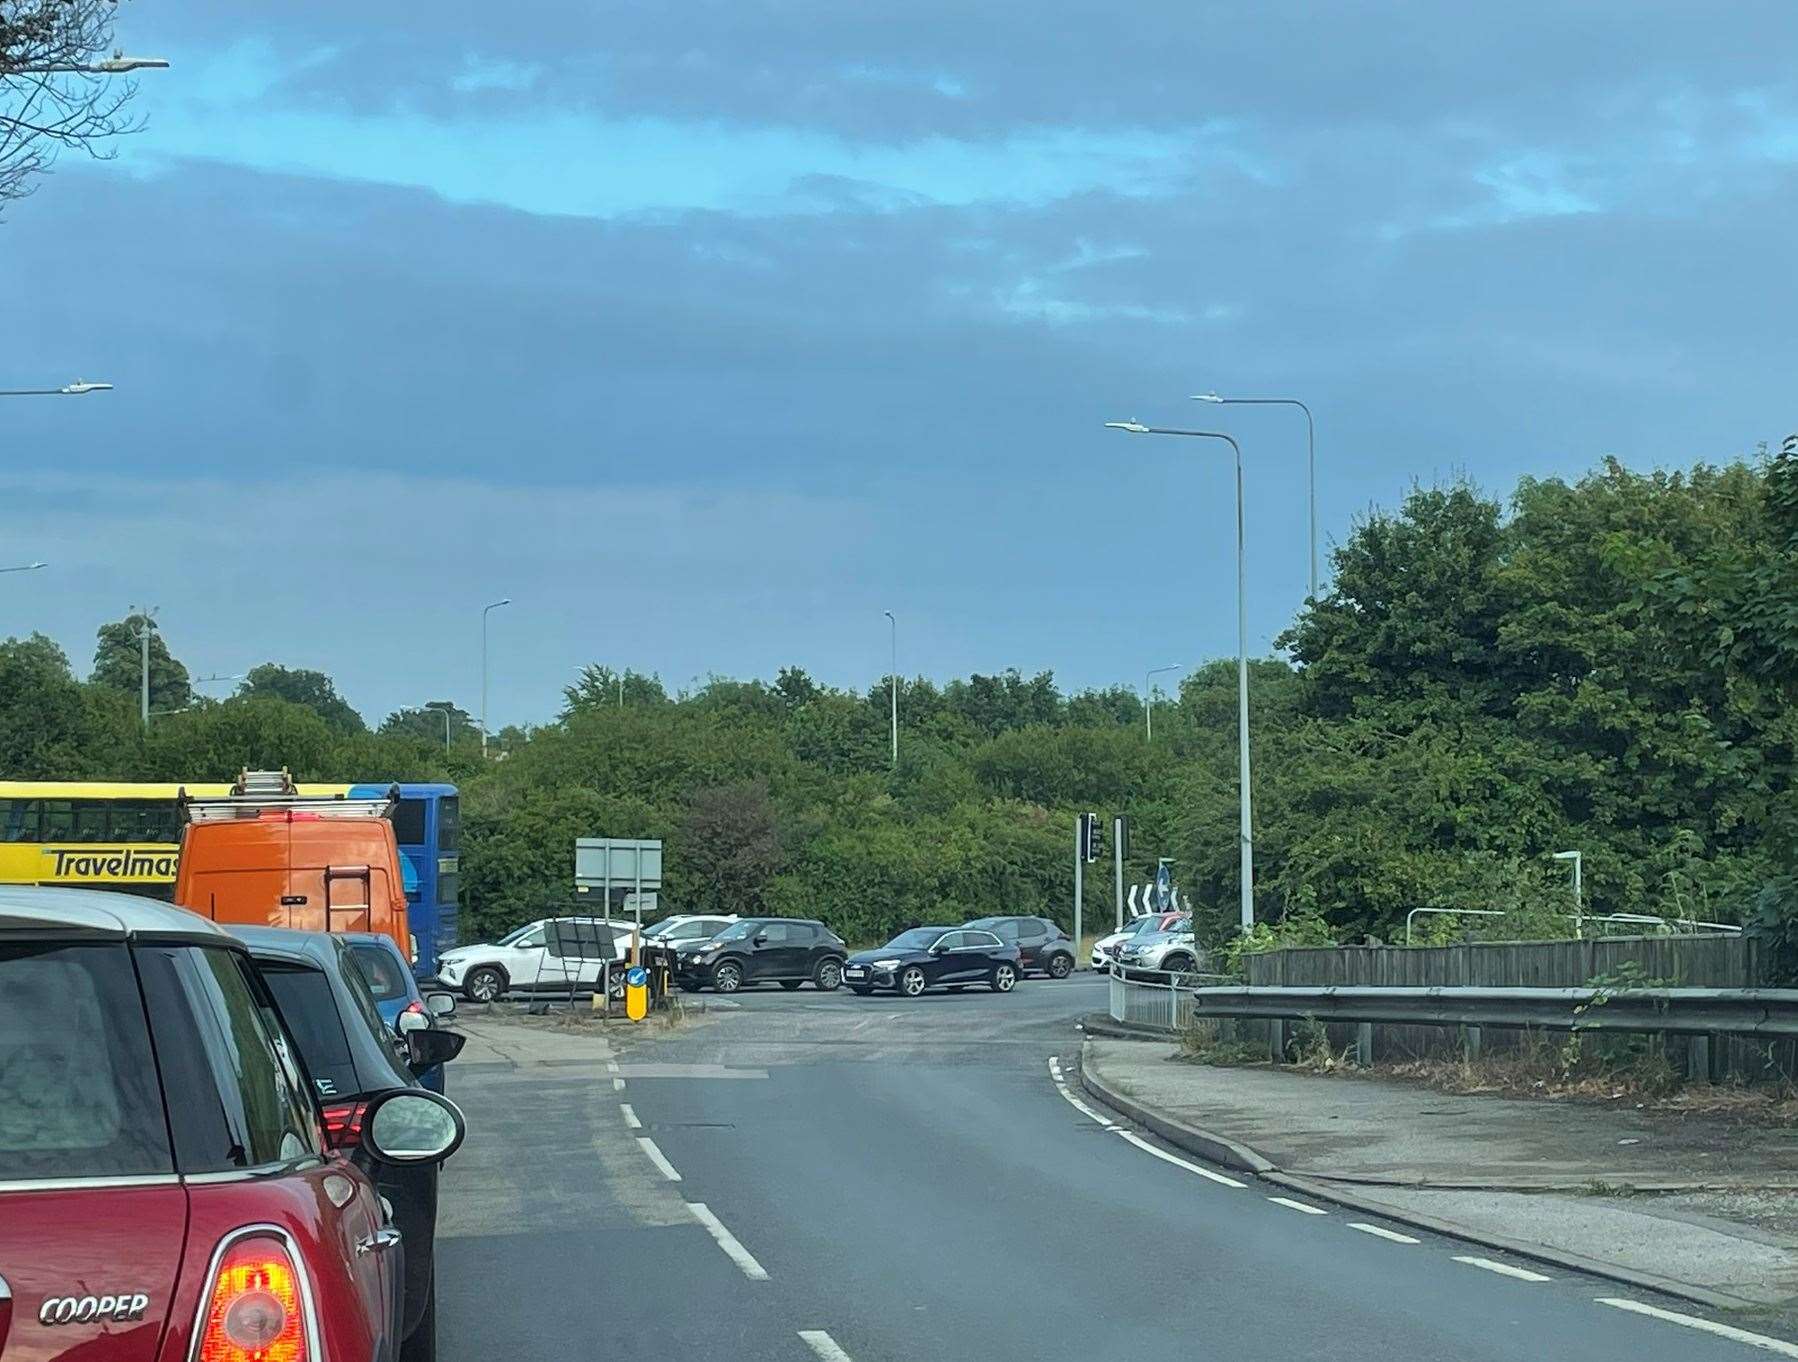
[884,610,898,769]
[1112,814,1128,933]
[131,607,159,729]
[1072,815,1084,974]
[481,598,511,759]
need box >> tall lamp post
[129,606,159,729]
[0,380,112,397]
[1553,850,1583,939]
[1145,663,1183,742]
[883,610,898,769]
[1107,420,1255,935]
[1195,392,1317,602]
[481,598,511,758]
[0,561,47,574]
[420,702,453,751]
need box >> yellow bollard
[625,965,649,1021]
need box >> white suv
[439,917,629,1002]
[642,914,737,947]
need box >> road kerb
[1073,1039,1761,1314]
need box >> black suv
[963,915,1077,978]
[673,917,847,993]
[232,926,466,1362]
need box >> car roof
[0,885,233,942]
[225,924,347,965]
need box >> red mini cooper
[0,887,464,1361]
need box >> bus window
[390,798,427,846]
[438,796,459,855]
[41,800,75,841]
[0,799,37,842]
[74,802,109,842]
[439,863,459,906]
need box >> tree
[1,0,144,216]
[676,781,782,915]
[237,663,366,734]
[380,702,476,748]
[561,664,668,715]
[91,613,190,715]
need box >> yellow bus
[0,780,356,899]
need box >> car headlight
[872,959,902,970]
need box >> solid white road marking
[1048,1057,1064,1081]
[798,1330,855,1361]
[689,1202,769,1281]
[613,1077,625,1091]
[1453,1256,1550,1282]
[637,1137,682,1181]
[620,1103,641,1129]
[1596,1298,1798,1358]
[1267,1196,1328,1215]
[1116,1130,1247,1187]
[1055,1083,1116,1127]
[1347,1222,1420,1244]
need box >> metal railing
[1185,984,1798,1038]
[1108,966,1233,1031]
[1402,906,1742,945]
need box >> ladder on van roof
[177,768,401,823]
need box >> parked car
[231,925,467,1362]
[344,930,458,1094]
[641,912,737,946]
[672,917,847,993]
[1115,915,1201,975]
[1092,911,1184,971]
[1,886,462,1362]
[962,915,1077,978]
[843,926,1021,997]
[437,915,630,1003]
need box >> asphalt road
[436,974,1797,1361]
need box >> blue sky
[4,1,1796,731]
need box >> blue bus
[351,781,459,979]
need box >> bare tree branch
[0,1,144,216]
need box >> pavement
[429,974,1798,1360]
[1081,1035,1798,1312]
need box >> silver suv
[1114,915,1201,975]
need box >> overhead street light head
[96,53,170,73]
[1104,420,1150,434]
[1551,850,1580,861]
[61,380,113,395]
[1192,392,1225,403]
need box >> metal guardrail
[1183,985,1798,1038]
[1108,967,1233,1031]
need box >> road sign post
[1072,816,1083,975]
[1112,814,1128,931]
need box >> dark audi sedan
[843,926,1021,997]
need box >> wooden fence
[1244,935,1791,1082]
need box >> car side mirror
[425,991,456,1017]
[752,935,769,946]
[406,1028,466,1070]
[396,1009,429,1035]
[363,1089,466,1165]
[929,943,947,955]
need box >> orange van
[172,771,414,962]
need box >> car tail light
[320,1100,367,1149]
[194,1235,309,1362]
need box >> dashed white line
[689,1202,769,1280]
[1267,1196,1328,1216]
[1347,1222,1419,1244]
[798,1330,854,1360]
[1597,1298,1798,1357]
[637,1137,681,1181]
[606,1060,620,1073]
[1116,1130,1247,1187]
[1048,1056,1065,1081]
[612,1077,625,1091]
[620,1103,641,1130]
[1452,1256,1550,1282]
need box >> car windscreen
[348,942,412,1003]
[0,942,172,1180]
[258,963,361,1100]
[714,921,757,941]
[885,927,951,949]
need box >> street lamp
[1195,391,1318,602]
[0,380,113,397]
[0,561,47,574]
[129,606,159,729]
[1145,663,1183,742]
[1552,850,1583,939]
[883,610,898,770]
[18,52,170,74]
[480,598,511,759]
[1107,420,1255,935]
[420,702,454,751]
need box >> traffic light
[1082,812,1103,863]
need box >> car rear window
[349,942,411,1003]
[260,964,361,1100]
[0,943,172,1181]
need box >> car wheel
[1046,953,1073,979]
[990,963,1017,992]
[464,966,505,1003]
[714,961,743,994]
[400,1276,436,1362]
[814,958,844,992]
[849,985,872,996]
[1162,953,1195,974]
[899,965,927,997]
[608,969,628,1000]
[780,979,803,991]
